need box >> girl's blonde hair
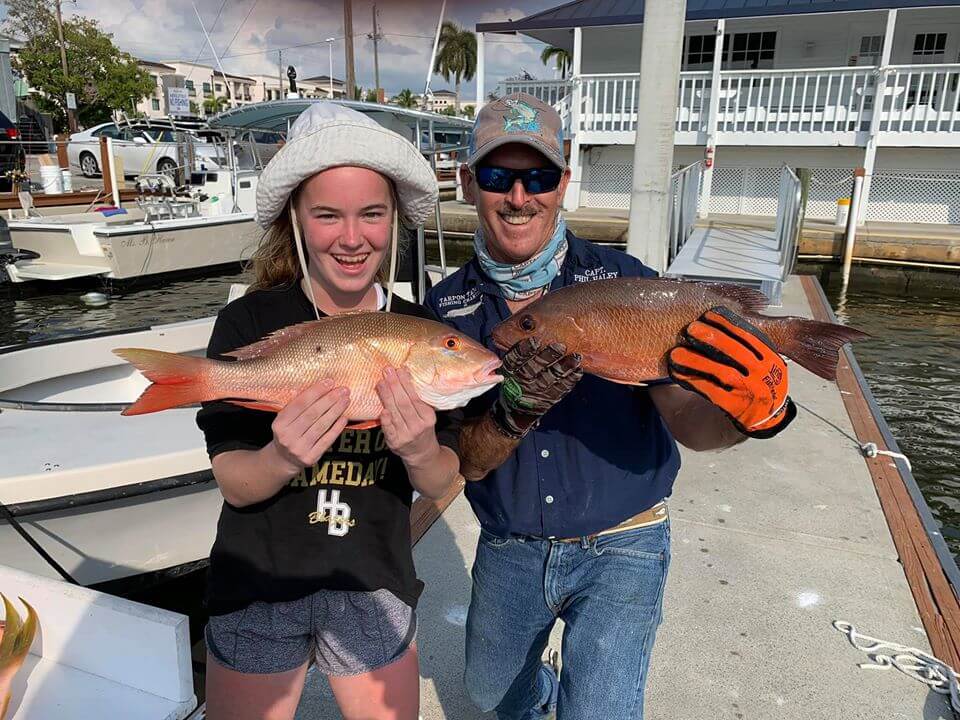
[247,180,406,293]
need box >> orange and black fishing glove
[667,306,797,439]
[492,338,583,439]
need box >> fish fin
[114,348,212,415]
[0,594,38,669]
[760,316,870,381]
[225,399,284,413]
[346,420,380,430]
[579,352,649,385]
[223,320,327,360]
[699,282,770,313]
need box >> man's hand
[667,306,796,439]
[492,338,583,439]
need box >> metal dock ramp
[666,164,803,306]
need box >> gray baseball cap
[466,93,566,169]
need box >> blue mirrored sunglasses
[474,166,563,194]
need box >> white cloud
[46,0,554,96]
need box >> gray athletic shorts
[205,588,416,676]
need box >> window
[202,82,211,95]
[859,35,884,64]
[151,98,160,111]
[215,83,223,92]
[727,31,776,69]
[683,31,776,70]
[685,34,717,67]
[913,33,947,63]
[93,124,120,138]
[185,79,194,90]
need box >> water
[807,263,960,555]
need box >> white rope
[833,621,960,711]
[290,201,321,321]
[861,442,913,471]
[385,206,398,312]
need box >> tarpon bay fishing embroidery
[503,98,541,133]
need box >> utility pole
[625,0,686,273]
[343,0,356,100]
[369,5,382,103]
[278,49,283,99]
[54,0,78,132]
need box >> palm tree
[433,21,476,113]
[394,88,417,109]
[202,96,229,116]
[540,45,572,78]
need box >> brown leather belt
[554,502,668,543]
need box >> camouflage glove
[491,338,583,439]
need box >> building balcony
[501,63,960,148]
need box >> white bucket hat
[255,102,438,228]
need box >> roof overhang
[476,0,960,33]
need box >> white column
[859,8,897,225]
[476,32,485,109]
[626,0,686,272]
[564,27,584,211]
[698,18,725,218]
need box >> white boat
[0,316,221,587]
[2,169,259,284]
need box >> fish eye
[443,336,462,351]
[519,315,536,332]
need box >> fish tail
[113,348,215,415]
[757,316,869,381]
[0,594,38,671]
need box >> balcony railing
[499,64,960,144]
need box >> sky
[11,0,564,100]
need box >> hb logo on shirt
[309,489,356,536]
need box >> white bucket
[60,169,73,193]
[39,165,63,195]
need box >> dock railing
[668,161,702,264]
[774,164,803,278]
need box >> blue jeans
[464,520,671,720]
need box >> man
[425,93,795,720]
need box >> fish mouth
[474,358,503,384]
[491,328,511,351]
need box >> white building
[477,0,960,225]
[134,60,177,118]
[300,75,346,99]
[427,89,457,112]
[136,61,259,118]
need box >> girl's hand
[268,379,350,476]
[376,367,439,466]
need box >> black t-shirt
[196,282,458,616]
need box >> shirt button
[541,449,550,458]
[545,495,554,504]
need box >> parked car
[67,121,225,178]
[0,111,26,193]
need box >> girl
[197,104,458,720]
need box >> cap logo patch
[503,99,540,134]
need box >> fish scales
[116,312,502,418]
[492,278,869,383]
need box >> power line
[221,0,260,57]
[184,0,228,83]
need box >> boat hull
[1,476,222,586]
[4,212,257,283]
